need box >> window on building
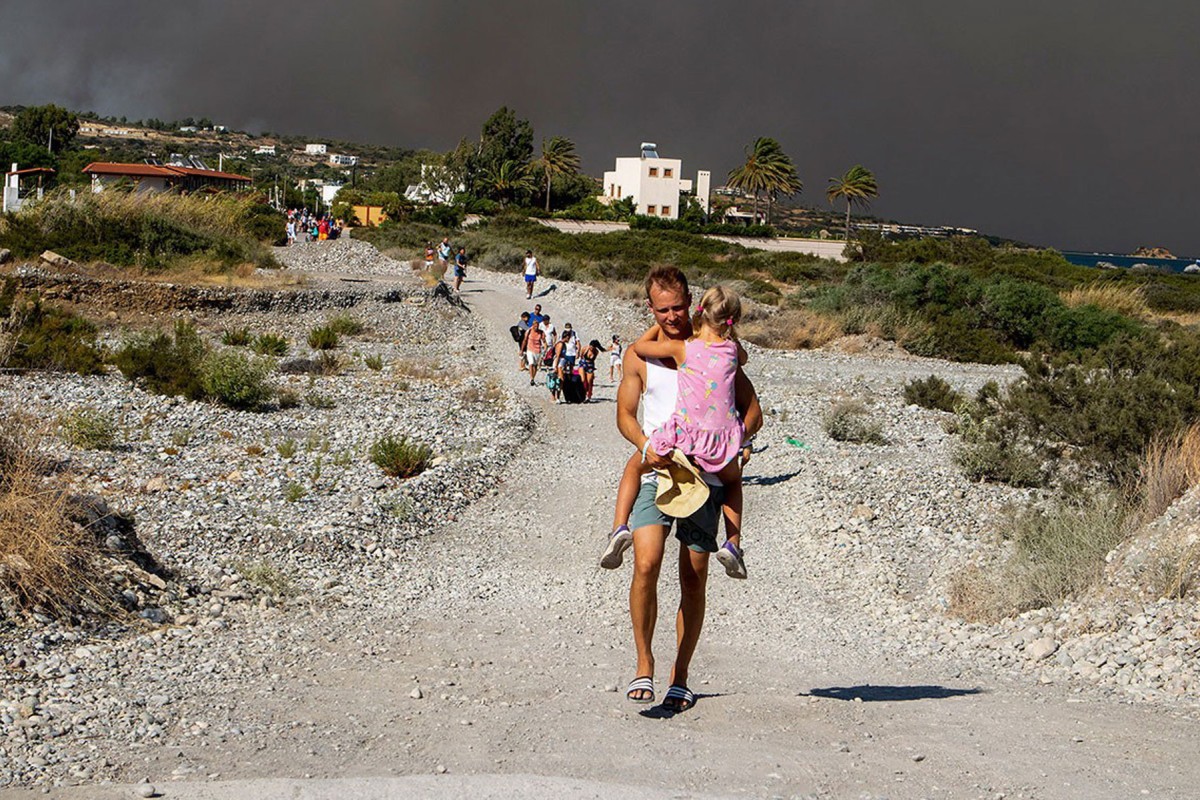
[661,206,671,217]
[646,205,656,215]
[648,167,658,177]
[610,183,615,197]
[664,168,673,178]
[617,186,622,197]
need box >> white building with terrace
[601,143,710,219]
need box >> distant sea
[1063,251,1200,274]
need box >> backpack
[509,325,523,343]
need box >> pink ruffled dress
[648,338,745,473]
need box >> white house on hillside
[305,143,327,155]
[601,143,710,219]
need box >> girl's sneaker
[716,540,747,579]
[600,525,633,569]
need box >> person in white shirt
[604,264,762,712]
[523,250,540,299]
[539,314,558,350]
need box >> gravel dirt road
[12,257,1200,800]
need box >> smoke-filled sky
[4,1,1199,254]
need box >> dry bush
[948,492,1131,621]
[1136,423,1200,524]
[1153,541,1200,599]
[947,564,1013,623]
[460,378,505,405]
[742,309,843,350]
[1060,283,1150,320]
[598,280,646,302]
[0,417,109,620]
[822,399,887,444]
[392,358,444,382]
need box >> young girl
[600,285,748,579]
[608,334,623,383]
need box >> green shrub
[198,350,274,410]
[276,438,297,458]
[307,326,339,350]
[305,390,336,409]
[369,435,433,478]
[822,400,887,445]
[58,408,117,450]
[363,353,384,371]
[253,333,288,356]
[221,327,253,347]
[283,482,306,502]
[903,375,963,412]
[235,560,295,597]
[981,279,1061,349]
[112,320,208,399]
[903,310,1015,364]
[326,312,365,336]
[276,388,301,409]
[1043,303,1141,352]
[1,295,106,375]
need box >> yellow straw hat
[654,449,711,518]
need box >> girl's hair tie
[696,304,704,313]
[726,318,734,326]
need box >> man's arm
[617,348,672,469]
[734,368,762,438]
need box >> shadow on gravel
[638,692,723,719]
[804,684,984,702]
[743,469,802,486]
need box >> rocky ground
[0,237,1197,799]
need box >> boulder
[40,250,76,269]
[0,248,11,264]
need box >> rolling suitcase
[563,372,586,404]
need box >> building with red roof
[82,162,252,194]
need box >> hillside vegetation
[0,191,282,271]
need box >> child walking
[600,285,748,579]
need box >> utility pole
[47,127,53,154]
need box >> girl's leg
[715,460,743,549]
[613,451,651,531]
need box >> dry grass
[0,416,110,620]
[1135,423,1200,525]
[949,492,1131,622]
[1150,311,1200,327]
[157,261,307,289]
[1061,283,1151,319]
[598,280,648,302]
[392,358,449,384]
[742,309,844,350]
[460,378,506,405]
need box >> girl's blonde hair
[693,285,742,339]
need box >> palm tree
[483,159,535,207]
[536,136,580,213]
[826,165,879,241]
[765,152,802,227]
[727,137,801,225]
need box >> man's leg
[670,543,710,692]
[628,523,667,699]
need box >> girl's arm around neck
[631,336,686,363]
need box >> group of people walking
[510,301,622,404]
[424,236,468,291]
[285,209,343,245]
